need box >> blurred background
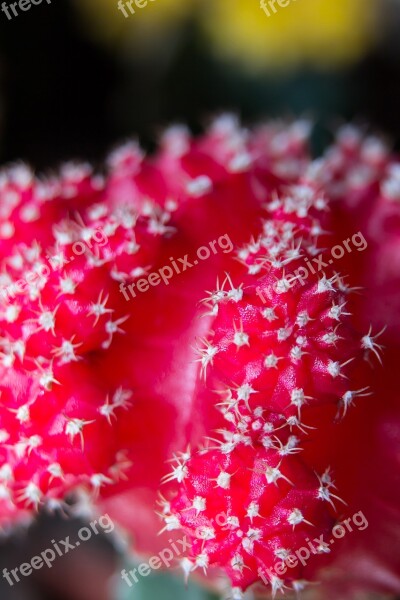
[0,0,400,598]
[1,0,400,169]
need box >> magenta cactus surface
[0,118,399,599]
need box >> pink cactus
[159,184,378,597]
[0,195,169,525]
[0,118,398,599]
[164,445,335,598]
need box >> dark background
[0,0,400,170]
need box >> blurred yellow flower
[203,0,379,71]
[73,0,379,71]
